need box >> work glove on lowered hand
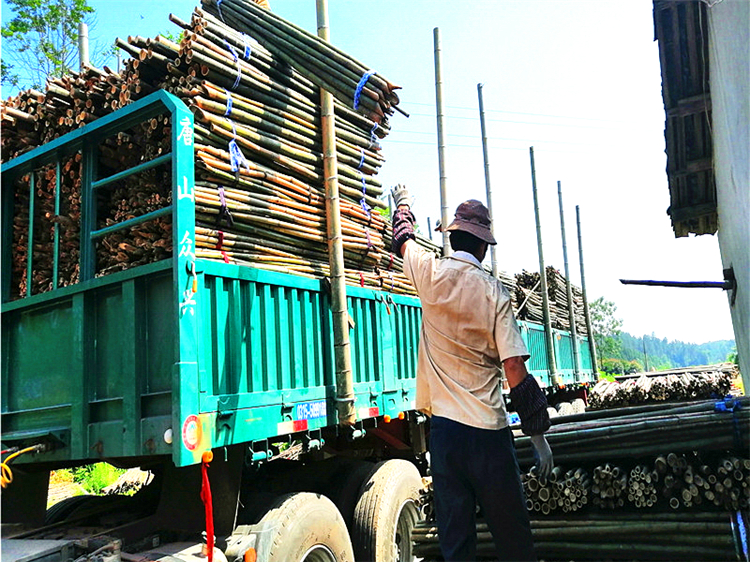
[508,373,554,479]
[530,433,554,480]
[390,184,416,255]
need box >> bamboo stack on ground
[522,466,589,515]
[588,369,733,410]
[411,511,747,561]
[513,397,750,467]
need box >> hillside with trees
[590,297,736,375]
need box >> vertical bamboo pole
[78,23,89,70]
[576,205,598,376]
[317,0,355,425]
[529,147,558,383]
[477,83,498,277]
[557,181,581,379]
[434,27,450,256]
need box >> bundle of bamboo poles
[200,0,402,123]
[412,512,747,561]
[2,2,440,299]
[514,266,587,333]
[522,466,590,515]
[513,397,750,467]
[588,370,733,410]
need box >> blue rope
[242,34,252,60]
[228,121,249,173]
[353,69,376,110]
[216,0,225,22]
[738,511,748,562]
[359,174,371,219]
[224,90,233,116]
[232,58,242,89]
[357,148,366,170]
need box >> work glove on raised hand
[390,184,416,255]
[530,433,554,480]
[391,183,412,209]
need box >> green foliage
[727,346,738,365]
[590,296,735,372]
[1,0,111,92]
[71,462,124,494]
[600,357,643,375]
[590,297,623,369]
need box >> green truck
[1,91,595,562]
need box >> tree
[590,296,624,363]
[1,0,105,92]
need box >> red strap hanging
[200,451,215,562]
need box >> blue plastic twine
[242,34,252,59]
[228,122,249,173]
[216,0,225,22]
[354,70,376,110]
[357,148,366,170]
[738,511,748,561]
[224,90,233,116]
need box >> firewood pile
[514,266,587,333]
[588,369,733,410]
[2,1,442,300]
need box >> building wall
[708,0,750,391]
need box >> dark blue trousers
[430,416,536,562]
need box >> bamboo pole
[434,28,450,256]
[558,181,581,377]
[577,205,598,374]
[477,83,497,277]
[529,147,557,382]
[317,0,355,426]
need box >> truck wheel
[325,460,374,527]
[351,460,422,562]
[255,492,354,562]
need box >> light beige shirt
[402,243,529,430]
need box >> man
[390,185,553,562]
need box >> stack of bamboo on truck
[515,266,587,333]
[2,1,444,299]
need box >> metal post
[576,205,599,376]
[557,181,581,379]
[477,83,498,277]
[78,23,89,70]
[529,147,557,383]
[317,0,355,426]
[427,217,433,241]
[434,27,450,256]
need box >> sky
[1,0,736,345]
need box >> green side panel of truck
[1,90,594,469]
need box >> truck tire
[324,459,374,527]
[351,460,422,562]
[254,492,354,562]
